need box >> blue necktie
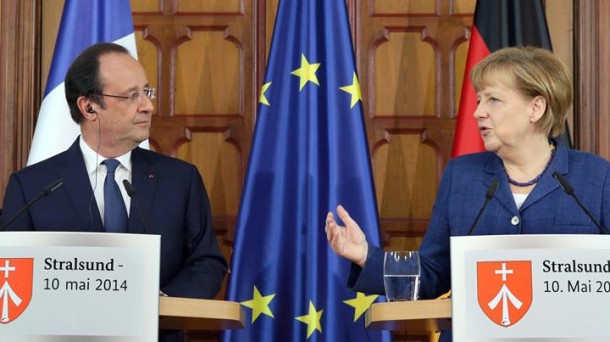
[103,159,127,232]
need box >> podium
[366,234,610,340]
[451,234,610,340]
[365,299,451,333]
[159,296,245,331]
[0,231,160,340]
[0,232,245,340]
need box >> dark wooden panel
[0,0,41,205]
[356,1,472,252]
[574,0,610,160]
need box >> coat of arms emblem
[0,258,34,324]
[477,260,532,327]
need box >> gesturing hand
[325,205,368,267]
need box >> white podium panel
[451,234,610,341]
[0,232,160,341]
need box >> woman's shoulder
[448,151,498,168]
[444,152,500,179]
[565,148,610,169]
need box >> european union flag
[223,1,392,341]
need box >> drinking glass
[383,250,420,301]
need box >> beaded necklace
[505,143,556,187]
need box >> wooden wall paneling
[0,1,41,205]
[356,0,473,253]
[356,2,474,340]
[546,0,574,143]
[40,0,63,95]
[599,2,610,159]
[574,1,596,154]
[132,0,256,307]
[574,0,610,160]
[133,1,254,145]
[134,1,257,340]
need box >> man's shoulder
[133,148,196,171]
[15,148,74,177]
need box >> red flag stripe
[452,25,489,157]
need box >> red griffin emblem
[0,258,34,324]
[477,260,532,327]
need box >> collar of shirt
[79,137,133,175]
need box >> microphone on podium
[0,178,64,231]
[467,179,499,236]
[552,172,607,234]
[122,180,151,234]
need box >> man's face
[95,52,153,152]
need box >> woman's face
[474,73,543,154]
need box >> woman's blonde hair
[470,46,572,138]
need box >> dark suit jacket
[1,138,227,299]
[348,144,610,341]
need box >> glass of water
[383,250,420,301]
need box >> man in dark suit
[0,43,227,340]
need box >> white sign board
[0,232,160,341]
[451,234,610,341]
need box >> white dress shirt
[79,138,132,224]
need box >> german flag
[452,0,571,157]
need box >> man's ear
[77,96,97,121]
[530,95,547,123]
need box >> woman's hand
[325,205,368,267]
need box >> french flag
[28,0,144,165]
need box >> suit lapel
[57,138,104,231]
[128,148,157,234]
[484,155,518,213]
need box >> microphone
[0,178,64,231]
[122,180,151,234]
[467,179,499,235]
[552,172,607,234]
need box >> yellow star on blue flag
[291,54,321,91]
[259,82,271,106]
[340,72,362,108]
[295,300,323,339]
[240,286,275,323]
[343,292,378,321]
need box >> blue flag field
[223,1,392,341]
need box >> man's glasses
[98,87,156,104]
